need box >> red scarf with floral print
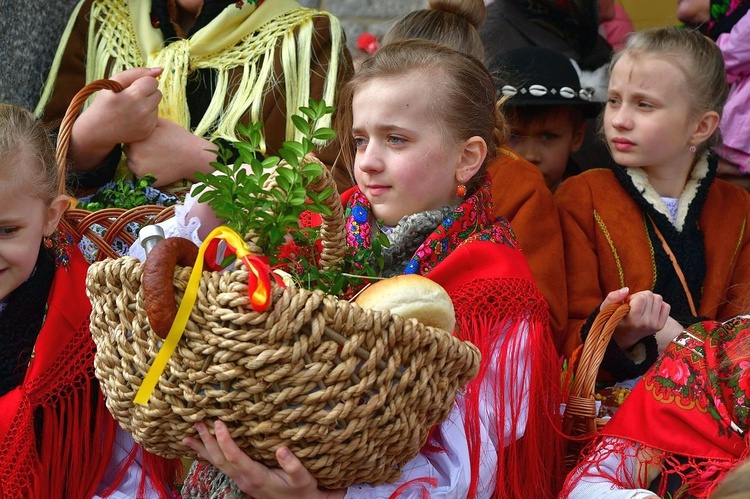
[562,317,750,498]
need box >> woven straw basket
[562,302,631,471]
[66,81,482,488]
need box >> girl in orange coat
[556,27,750,381]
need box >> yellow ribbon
[134,226,256,405]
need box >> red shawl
[342,183,565,498]
[562,317,750,498]
[0,242,178,498]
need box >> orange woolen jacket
[487,147,568,352]
[555,168,750,359]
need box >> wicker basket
[562,302,631,472]
[56,79,175,259]
[67,81,483,488]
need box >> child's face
[508,110,585,191]
[0,176,56,301]
[351,74,467,225]
[604,54,696,176]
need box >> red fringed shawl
[0,244,178,498]
[342,183,565,498]
[562,317,750,498]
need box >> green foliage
[193,99,388,296]
[78,174,173,211]
[193,100,335,264]
[287,227,390,296]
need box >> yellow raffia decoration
[37,0,343,183]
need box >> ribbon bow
[134,226,280,405]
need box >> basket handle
[568,302,631,400]
[56,79,125,196]
[242,155,347,270]
[306,158,346,269]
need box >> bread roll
[355,274,456,332]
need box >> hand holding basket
[69,80,483,488]
[562,302,631,471]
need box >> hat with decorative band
[489,46,603,119]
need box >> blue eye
[606,97,620,107]
[0,227,18,237]
[387,135,406,145]
[353,136,367,148]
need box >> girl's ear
[455,136,487,182]
[43,194,71,236]
[690,110,721,147]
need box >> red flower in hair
[357,33,379,55]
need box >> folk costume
[180,181,564,498]
[0,235,179,498]
[488,146,568,352]
[36,0,353,193]
[556,155,750,381]
[562,316,750,498]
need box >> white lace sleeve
[128,184,205,262]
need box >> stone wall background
[298,0,428,51]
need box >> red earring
[43,236,53,249]
[456,184,467,197]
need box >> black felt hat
[489,46,603,119]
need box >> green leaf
[301,163,323,180]
[301,137,315,155]
[278,149,299,168]
[261,156,280,169]
[299,106,316,120]
[281,140,306,159]
[291,115,311,135]
[312,127,336,141]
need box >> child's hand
[70,67,163,170]
[124,117,215,186]
[601,288,671,350]
[184,421,344,499]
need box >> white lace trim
[128,185,204,262]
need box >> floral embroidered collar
[344,180,519,276]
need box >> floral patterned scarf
[344,180,518,277]
[563,317,750,498]
[706,0,750,38]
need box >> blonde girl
[180,40,564,499]
[0,104,178,497]
[556,27,750,382]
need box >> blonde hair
[711,454,750,498]
[336,39,508,194]
[382,0,486,60]
[0,104,58,203]
[612,27,728,153]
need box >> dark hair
[336,39,509,194]
[611,27,728,153]
[505,105,585,132]
[383,0,486,60]
[0,104,58,202]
